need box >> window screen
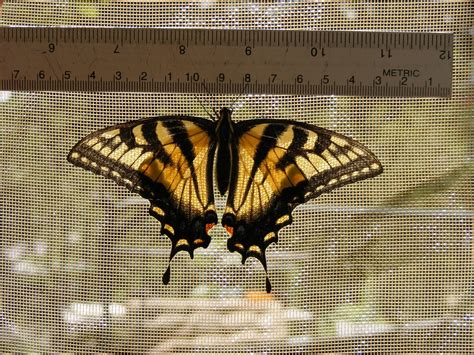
[0,1,472,353]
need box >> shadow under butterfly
[68,107,383,293]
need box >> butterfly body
[214,107,235,195]
[68,107,382,292]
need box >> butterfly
[68,107,382,292]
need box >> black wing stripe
[314,131,332,155]
[236,135,282,208]
[244,131,309,189]
[163,120,196,159]
[243,124,287,199]
[168,133,210,208]
[275,127,309,170]
[140,143,178,182]
[142,120,160,146]
[250,124,287,176]
[163,120,197,175]
[137,121,175,169]
[119,126,135,148]
[234,140,263,210]
[243,126,312,183]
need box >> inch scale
[0,27,452,97]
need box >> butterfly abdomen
[216,143,232,195]
[215,108,236,195]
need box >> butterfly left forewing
[68,116,218,281]
[223,119,382,291]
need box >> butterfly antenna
[200,82,219,119]
[230,83,250,112]
[194,92,215,121]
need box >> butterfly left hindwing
[222,119,383,291]
[68,116,218,282]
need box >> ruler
[0,27,452,97]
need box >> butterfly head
[216,107,235,140]
[218,107,233,120]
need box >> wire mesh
[0,1,472,353]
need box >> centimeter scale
[0,27,452,97]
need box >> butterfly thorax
[215,107,235,196]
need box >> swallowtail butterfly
[68,108,382,292]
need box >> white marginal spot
[70,152,80,159]
[352,147,365,156]
[347,151,358,160]
[370,163,380,170]
[80,156,90,164]
[122,179,133,186]
[362,167,370,173]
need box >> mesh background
[0,1,472,353]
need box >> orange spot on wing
[194,238,204,246]
[224,225,234,236]
[205,223,215,233]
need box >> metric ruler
[0,27,452,97]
